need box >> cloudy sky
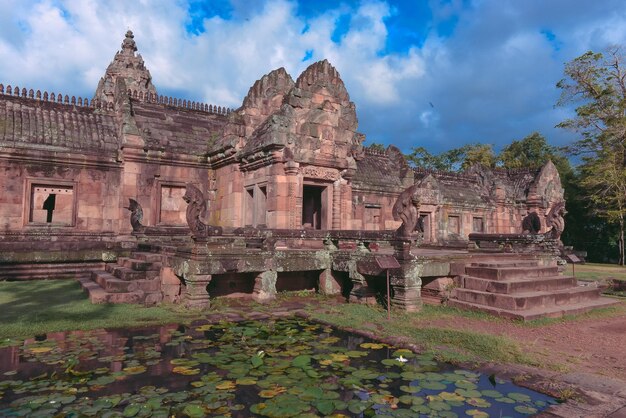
[0,0,625,154]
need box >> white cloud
[1,0,626,154]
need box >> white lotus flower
[396,355,408,363]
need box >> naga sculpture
[521,210,541,234]
[183,183,222,237]
[392,184,421,239]
[125,198,145,232]
[545,201,566,242]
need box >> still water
[0,317,555,417]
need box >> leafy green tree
[556,47,626,264]
[499,132,571,174]
[407,143,495,171]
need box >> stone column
[183,274,212,309]
[332,180,341,230]
[347,260,376,304]
[253,271,277,302]
[390,262,423,312]
[284,161,300,229]
[319,268,341,295]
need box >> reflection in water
[0,318,555,416]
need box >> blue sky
[0,0,625,155]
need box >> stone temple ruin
[0,31,618,319]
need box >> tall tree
[556,47,626,264]
[499,132,571,175]
[407,143,495,171]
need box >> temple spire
[93,30,157,106]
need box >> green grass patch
[521,303,626,327]
[0,280,199,339]
[306,303,537,367]
[569,262,626,281]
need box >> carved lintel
[301,166,340,181]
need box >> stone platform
[75,229,621,320]
[449,259,619,320]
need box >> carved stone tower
[93,30,157,105]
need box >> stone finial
[121,30,138,54]
[93,30,157,106]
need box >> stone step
[131,252,163,263]
[453,286,601,311]
[117,257,161,271]
[105,264,156,281]
[464,265,559,281]
[470,260,540,268]
[448,297,621,321]
[92,271,134,293]
[77,277,144,304]
[460,275,577,294]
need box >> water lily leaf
[454,379,477,390]
[508,392,532,402]
[172,366,200,375]
[236,377,257,385]
[28,347,54,354]
[319,336,340,344]
[315,400,335,415]
[466,397,491,408]
[215,381,236,390]
[391,349,414,358]
[400,385,421,393]
[182,404,205,417]
[466,409,489,417]
[481,389,503,398]
[455,388,482,398]
[251,354,264,368]
[291,355,311,368]
[123,365,146,375]
[440,392,464,401]
[421,381,447,391]
[122,403,141,417]
[495,397,516,404]
[360,342,386,349]
[514,405,538,415]
[345,350,367,358]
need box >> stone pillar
[332,180,341,230]
[183,274,212,309]
[253,270,277,302]
[390,262,423,312]
[285,161,300,229]
[347,261,376,304]
[319,268,341,295]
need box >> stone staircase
[449,260,620,320]
[78,251,164,305]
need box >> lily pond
[0,317,556,417]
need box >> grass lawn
[0,280,199,339]
[305,302,537,367]
[568,262,626,282]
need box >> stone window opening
[472,216,484,233]
[244,184,267,228]
[158,184,186,225]
[29,184,75,226]
[302,185,325,230]
[448,214,461,235]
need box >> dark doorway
[302,185,323,229]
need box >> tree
[407,143,495,171]
[556,47,626,264]
[499,132,571,175]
